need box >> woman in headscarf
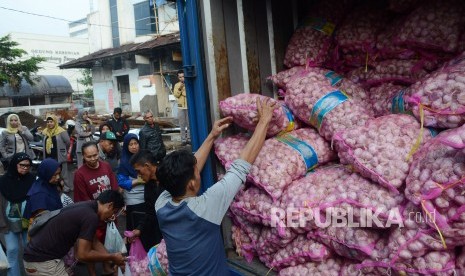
[117,133,145,232]
[0,113,35,169]
[0,153,35,276]
[24,158,63,221]
[42,114,72,193]
[75,110,95,168]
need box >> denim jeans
[4,230,27,276]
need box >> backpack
[28,209,62,237]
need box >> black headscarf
[0,153,35,203]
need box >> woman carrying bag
[42,114,72,193]
[117,133,145,233]
[0,153,35,276]
[0,114,35,169]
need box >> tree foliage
[77,68,93,98]
[0,35,45,92]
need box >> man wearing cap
[98,131,120,173]
[107,107,130,143]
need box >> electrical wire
[0,6,157,32]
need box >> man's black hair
[177,69,184,75]
[156,150,196,198]
[82,141,98,154]
[113,107,122,114]
[130,149,161,167]
[96,190,125,209]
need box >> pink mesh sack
[278,257,344,276]
[308,227,389,261]
[387,202,456,262]
[215,128,336,200]
[405,124,465,244]
[283,0,353,68]
[406,52,465,128]
[276,165,405,233]
[231,225,255,262]
[347,59,429,89]
[387,0,420,13]
[214,133,249,168]
[456,248,465,275]
[394,0,465,53]
[271,66,370,108]
[219,94,297,137]
[333,114,434,194]
[230,186,275,226]
[376,16,417,60]
[356,251,456,276]
[335,4,390,55]
[255,226,297,263]
[369,83,408,117]
[270,235,331,271]
[283,69,373,141]
[152,239,168,274]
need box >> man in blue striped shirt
[155,98,276,275]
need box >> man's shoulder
[155,190,172,211]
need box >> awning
[59,32,181,69]
[0,75,73,98]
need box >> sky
[0,0,92,37]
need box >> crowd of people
[0,92,276,275]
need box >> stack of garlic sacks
[214,0,465,275]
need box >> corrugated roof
[0,75,73,97]
[59,32,180,69]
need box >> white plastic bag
[0,243,9,270]
[104,221,125,254]
[117,263,132,276]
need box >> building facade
[9,33,89,93]
[61,0,181,115]
[69,18,89,38]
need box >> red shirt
[73,161,118,202]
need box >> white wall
[88,2,112,52]
[158,3,179,34]
[92,66,113,113]
[112,67,139,112]
[10,32,89,93]
[118,0,136,44]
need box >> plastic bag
[117,263,132,276]
[104,221,125,254]
[128,238,150,275]
[0,244,9,270]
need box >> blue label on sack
[301,17,335,36]
[427,128,438,137]
[309,90,349,130]
[281,104,295,132]
[391,90,407,114]
[282,104,294,122]
[147,244,167,276]
[276,134,319,171]
[324,71,343,86]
